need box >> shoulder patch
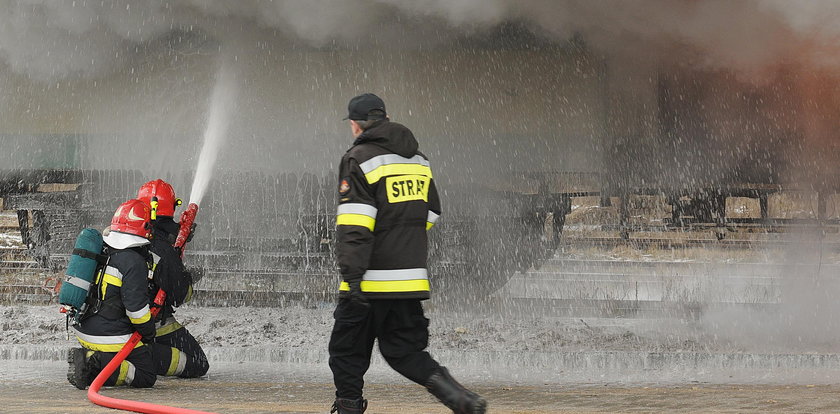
[339,178,351,195]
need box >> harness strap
[72,248,108,264]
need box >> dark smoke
[2,1,839,80]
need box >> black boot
[330,397,368,413]
[67,347,95,390]
[425,367,487,414]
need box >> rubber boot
[66,347,94,390]
[425,367,487,414]
[330,398,368,413]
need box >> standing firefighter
[67,199,157,389]
[328,93,487,414]
[137,179,209,379]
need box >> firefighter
[328,93,487,414]
[67,199,157,389]
[136,179,209,379]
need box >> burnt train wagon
[2,26,838,302]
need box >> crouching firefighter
[137,179,209,379]
[328,93,487,414]
[66,199,158,389]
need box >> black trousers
[151,325,209,378]
[89,345,157,388]
[328,298,441,399]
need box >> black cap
[344,93,387,121]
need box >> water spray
[187,55,238,207]
[173,55,238,257]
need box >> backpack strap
[72,248,108,264]
[78,254,116,322]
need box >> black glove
[138,325,155,345]
[185,223,197,243]
[347,280,370,309]
[141,333,155,345]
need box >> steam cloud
[2,1,840,81]
[3,0,840,352]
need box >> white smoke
[0,1,178,80]
[2,1,840,81]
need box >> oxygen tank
[58,228,105,311]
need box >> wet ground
[3,303,840,414]
[5,351,840,413]
[4,246,840,412]
[4,368,840,414]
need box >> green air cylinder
[58,228,104,310]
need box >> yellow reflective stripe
[364,164,432,184]
[115,361,129,386]
[339,279,430,293]
[184,285,193,304]
[156,321,183,337]
[77,337,143,352]
[127,304,151,324]
[166,347,180,376]
[129,312,151,325]
[103,274,123,286]
[100,273,123,299]
[336,214,375,231]
[426,222,434,230]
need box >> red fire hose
[87,204,215,413]
[87,290,218,414]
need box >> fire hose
[87,203,216,414]
[175,203,199,258]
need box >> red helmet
[110,199,152,239]
[137,179,181,218]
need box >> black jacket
[336,120,441,300]
[149,217,193,320]
[74,246,156,350]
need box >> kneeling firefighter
[67,199,158,389]
[137,179,209,379]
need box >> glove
[138,325,155,345]
[347,280,370,309]
[185,266,205,283]
[141,332,155,345]
[185,223,197,243]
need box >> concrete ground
[4,379,840,413]
[2,360,839,413]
